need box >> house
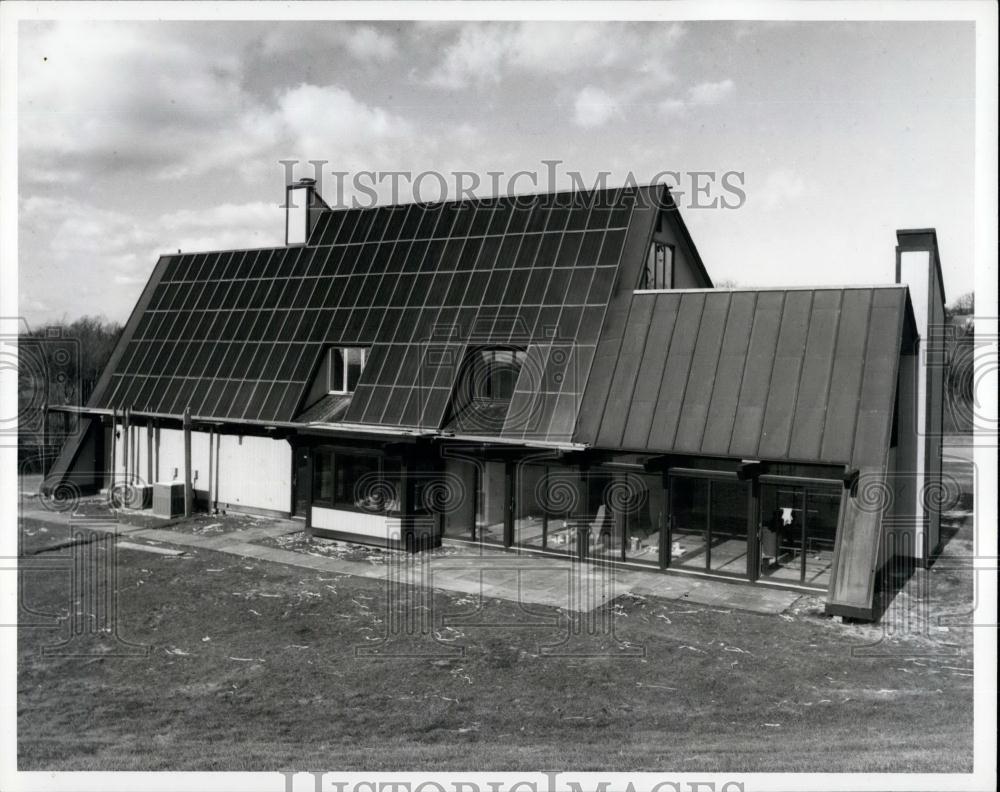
[44,179,947,621]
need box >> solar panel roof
[95,185,661,436]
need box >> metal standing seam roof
[92,185,664,438]
[573,285,914,468]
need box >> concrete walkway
[20,497,802,615]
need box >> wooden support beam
[122,406,130,491]
[146,422,153,487]
[207,425,214,514]
[183,407,193,517]
[109,406,117,495]
[737,460,763,481]
[213,430,220,512]
[40,401,50,475]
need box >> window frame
[480,348,524,401]
[639,241,674,290]
[311,447,402,515]
[466,346,526,402]
[326,346,368,394]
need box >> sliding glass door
[513,463,584,555]
[757,480,840,588]
[668,473,752,578]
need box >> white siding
[215,433,291,513]
[899,250,930,559]
[311,507,401,541]
[110,424,291,514]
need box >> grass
[17,505,974,772]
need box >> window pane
[760,485,804,583]
[542,466,585,555]
[333,453,380,510]
[329,348,345,392]
[313,450,334,503]
[346,347,365,390]
[514,463,548,549]
[477,460,507,544]
[708,479,749,576]
[470,348,524,400]
[804,488,839,588]
[758,483,838,588]
[622,472,664,565]
[442,456,477,539]
[642,243,674,289]
[671,476,709,569]
[380,458,402,514]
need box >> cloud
[19,195,285,322]
[426,24,514,89]
[656,78,736,118]
[344,25,398,62]
[426,22,683,89]
[18,22,253,183]
[254,83,414,153]
[755,169,807,210]
[18,22,412,186]
[688,79,735,105]
[258,23,400,64]
[658,98,686,117]
[573,86,621,128]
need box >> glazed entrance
[435,449,842,592]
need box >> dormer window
[472,348,525,401]
[326,346,368,394]
[640,242,674,290]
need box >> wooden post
[109,406,117,495]
[40,401,48,474]
[183,407,193,517]
[146,421,153,487]
[213,430,220,512]
[399,454,411,552]
[503,461,514,549]
[207,425,214,514]
[122,407,130,495]
[304,447,313,534]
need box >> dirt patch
[165,512,275,536]
[254,531,398,564]
[251,531,469,564]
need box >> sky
[16,19,976,326]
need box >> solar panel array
[97,187,646,433]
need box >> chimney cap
[896,228,938,247]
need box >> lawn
[17,498,974,771]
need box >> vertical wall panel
[214,433,292,513]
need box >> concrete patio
[18,484,803,616]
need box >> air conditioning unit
[152,481,185,518]
[110,482,152,510]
